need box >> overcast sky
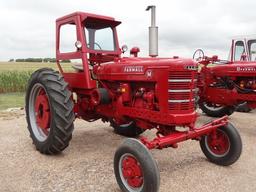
[0,0,256,61]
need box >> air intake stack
[146,5,158,57]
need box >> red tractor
[194,38,256,117]
[25,8,242,192]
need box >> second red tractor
[194,38,256,117]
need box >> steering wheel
[94,42,102,50]
[193,49,205,62]
[240,52,247,61]
[87,42,102,50]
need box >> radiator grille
[168,71,197,113]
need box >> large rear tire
[199,102,235,117]
[25,68,75,154]
[200,123,242,166]
[114,138,160,192]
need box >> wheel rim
[205,129,230,157]
[29,83,51,142]
[119,153,144,191]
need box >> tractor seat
[72,63,84,72]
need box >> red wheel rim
[34,88,51,135]
[121,154,143,189]
[207,129,230,156]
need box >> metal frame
[230,38,256,62]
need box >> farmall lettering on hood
[124,66,144,72]
[237,66,256,72]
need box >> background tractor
[25,7,242,192]
[194,38,256,117]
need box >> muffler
[146,5,158,57]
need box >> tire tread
[26,68,74,154]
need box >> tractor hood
[209,62,256,77]
[94,57,197,81]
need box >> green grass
[0,92,25,110]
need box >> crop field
[0,61,72,72]
[0,71,32,93]
[0,62,72,93]
[0,62,72,109]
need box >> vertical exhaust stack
[146,5,158,57]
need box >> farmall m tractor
[194,38,256,117]
[25,7,242,192]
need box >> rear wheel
[199,102,235,117]
[25,68,75,154]
[114,138,160,192]
[236,102,252,113]
[110,120,145,137]
[200,123,242,166]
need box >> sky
[0,0,256,61]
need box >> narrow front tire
[200,123,242,166]
[114,138,160,192]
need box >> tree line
[8,58,71,63]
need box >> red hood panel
[209,63,256,77]
[94,57,197,76]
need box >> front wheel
[200,123,242,166]
[199,102,235,117]
[114,138,160,192]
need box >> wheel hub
[207,130,230,155]
[121,155,143,188]
[34,88,50,134]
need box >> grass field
[0,62,73,109]
[0,92,25,110]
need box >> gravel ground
[0,110,255,192]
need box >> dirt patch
[0,107,25,120]
[0,110,255,192]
